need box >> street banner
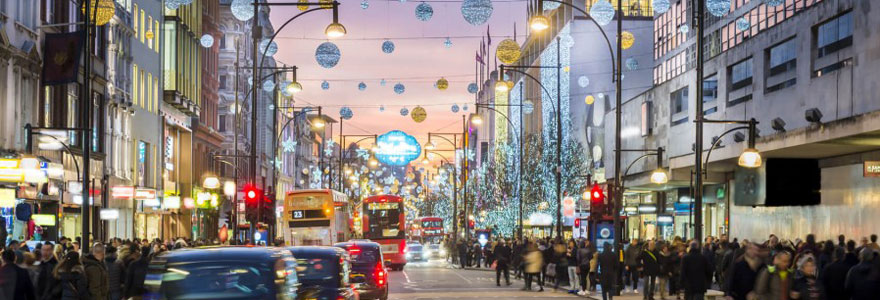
[42,31,84,86]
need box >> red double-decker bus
[362,195,407,270]
[413,216,444,244]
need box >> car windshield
[407,245,422,252]
[427,245,440,250]
[295,257,339,287]
[159,262,274,299]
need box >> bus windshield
[422,220,442,228]
[364,202,403,239]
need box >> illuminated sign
[32,214,56,226]
[100,209,120,220]
[134,188,156,200]
[0,189,15,208]
[367,202,399,210]
[164,196,181,209]
[374,130,421,166]
[864,161,880,177]
[112,186,135,198]
[0,159,23,182]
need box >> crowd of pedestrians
[448,233,880,300]
[0,237,217,300]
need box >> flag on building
[42,31,84,86]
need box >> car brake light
[374,262,386,286]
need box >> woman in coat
[54,252,89,300]
[523,242,545,292]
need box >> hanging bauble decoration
[297,0,309,10]
[467,83,478,94]
[379,105,386,112]
[460,0,493,26]
[589,1,615,26]
[653,0,670,14]
[84,0,116,25]
[315,42,341,68]
[146,30,155,40]
[380,79,387,86]
[259,39,278,56]
[543,0,561,10]
[321,81,330,90]
[707,0,731,17]
[200,34,214,48]
[319,0,333,9]
[165,0,180,10]
[496,39,522,64]
[679,24,690,34]
[621,31,635,50]
[231,0,255,21]
[626,58,639,70]
[765,0,784,6]
[262,80,276,92]
[382,40,395,54]
[339,107,353,120]
[736,17,750,31]
[179,0,193,5]
[358,82,367,91]
[444,37,453,48]
[394,83,405,94]
[451,104,460,113]
[578,76,590,88]
[411,106,427,123]
[585,95,595,105]
[523,100,535,114]
[268,104,275,111]
[415,2,434,21]
[463,104,469,111]
[436,78,449,90]
[400,107,410,116]
[360,0,369,9]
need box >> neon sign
[375,130,421,166]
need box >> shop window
[729,58,753,90]
[670,86,689,126]
[816,12,852,58]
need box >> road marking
[449,269,473,284]
[403,270,413,283]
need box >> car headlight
[440,249,447,255]
[424,250,432,256]
[405,252,412,258]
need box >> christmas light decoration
[394,83,405,94]
[200,34,214,48]
[578,75,590,88]
[621,31,634,50]
[260,39,278,56]
[451,104,460,113]
[231,0,254,21]
[358,82,367,91]
[382,40,395,54]
[653,0,670,14]
[321,81,330,90]
[707,0,731,17]
[415,2,434,21]
[626,58,639,70]
[315,42,341,68]
[400,107,409,116]
[411,106,427,123]
[436,78,449,90]
[361,0,369,9]
[262,80,275,92]
[585,95,595,105]
[444,37,453,48]
[467,83,478,94]
[460,0,493,26]
[84,0,115,26]
[340,107,353,120]
[589,1,615,26]
[496,39,521,64]
[736,17,750,31]
[680,24,690,34]
[765,0,784,6]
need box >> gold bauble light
[496,39,522,64]
[585,95,595,105]
[436,77,449,90]
[82,0,115,26]
[320,0,333,9]
[411,106,427,123]
[297,0,309,11]
[145,30,155,40]
[621,31,635,50]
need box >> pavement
[389,259,723,300]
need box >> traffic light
[574,218,581,228]
[243,184,261,223]
[589,183,605,216]
[261,193,276,225]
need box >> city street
[391,260,581,300]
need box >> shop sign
[374,130,421,166]
[100,208,119,220]
[864,161,880,177]
[32,214,56,226]
[0,159,23,182]
[0,188,15,208]
[657,215,674,224]
[72,195,94,205]
[164,196,181,209]
[67,181,83,194]
[134,188,157,200]
[40,162,64,179]
[638,205,657,213]
[624,206,638,213]
[112,186,135,198]
[673,202,691,214]
[143,197,161,207]
[562,196,576,218]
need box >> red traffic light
[243,184,260,203]
[590,184,604,203]
[574,218,581,227]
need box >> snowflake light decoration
[460,0,493,26]
[589,1,615,26]
[680,24,690,34]
[463,104,468,111]
[707,0,731,17]
[736,17,750,31]
[339,107,353,120]
[382,40,395,54]
[653,0,670,14]
[451,104,460,113]
[380,79,387,86]
[383,186,391,194]
[321,81,330,90]
[259,39,278,56]
[379,105,385,112]
[356,148,370,160]
[231,0,254,21]
[444,37,453,48]
[358,82,367,91]
[578,75,590,88]
[200,34,214,48]
[262,80,275,92]
[360,0,369,9]
[282,138,297,153]
[626,58,639,70]
[543,0,560,10]
[523,100,535,114]
[166,0,180,10]
[467,83,478,94]
[415,2,433,21]
[315,42,341,68]
[394,83,405,94]
[400,107,409,116]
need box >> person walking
[458,241,469,269]
[577,240,594,296]
[123,246,150,299]
[723,243,764,300]
[625,239,642,294]
[83,243,109,300]
[105,245,124,300]
[639,240,661,300]
[819,247,850,300]
[844,248,876,300]
[657,244,672,300]
[0,247,36,300]
[792,255,825,300]
[36,243,59,300]
[55,251,89,300]
[598,243,619,300]
[494,239,512,286]
[523,242,544,292]
[680,242,712,300]
[754,250,794,300]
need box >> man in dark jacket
[843,240,859,267]
[598,243,619,300]
[124,246,151,298]
[84,243,110,300]
[0,247,36,300]
[624,239,641,293]
[638,241,661,300]
[458,241,469,269]
[35,243,58,300]
[680,242,711,300]
[723,243,763,300]
[494,239,512,286]
[844,248,876,300]
[105,245,124,300]
[820,247,851,300]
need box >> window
[146,73,153,112]
[703,75,718,115]
[219,115,226,132]
[132,64,138,106]
[154,20,160,52]
[670,87,689,126]
[154,77,159,112]
[147,16,153,49]
[133,4,138,36]
[140,9,145,43]
[219,75,227,90]
[816,12,852,58]
[18,1,35,28]
[140,69,145,109]
[137,141,149,186]
[91,92,104,153]
[730,58,753,90]
[219,34,226,49]
[769,38,797,76]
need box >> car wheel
[380,288,388,300]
